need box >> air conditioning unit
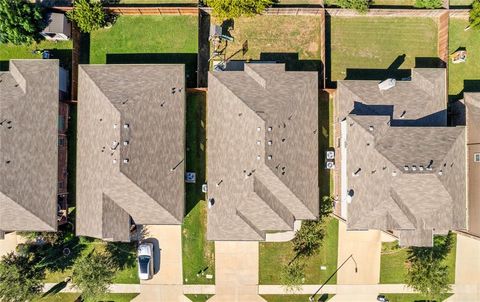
[325,161,335,170]
[326,150,335,160]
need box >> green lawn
[449,0,472,6]
[261,294,333,302]
[44,240,139,284]
[378,293,452,302]
[259,217,339,284]
[118,0,196,3]
[0,40,72,70]
[35,293,138,302]
[182,92,215,285]
[448,19,480,100]
[185,294,213,302]
[89,15,198,86]
[329,16,438,82]
[380,234,457,284]
[219,15,322,71]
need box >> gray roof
[464,93,480,236]
[76,64,185,242]
[207,63,319,241]
[0,60,59,233]
[337,69,467,247]
[42,13,71,36]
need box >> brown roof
[337,69,467,247]
[0,60,59,233]
[465,93,480,237]
[207,63,319,241]
[76,64,185,242]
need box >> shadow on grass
[106,53,198,88]
[106,242,137,271]
[42,281,68,296]
[185,92,206,215]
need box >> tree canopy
[0,0,44,45]
[292,219,326,259]
[72,250,117,301]
[281,259,305,293]
[406,233,454,301]
[66,0,107,33]
[0,252,45,302]
[335,0,369,13]
[414,0,443,9]
[205,0,273,19]
[469,0,480,30]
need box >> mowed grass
[378,293,452,302]
[261,294,334,302]
[448,19,480,99]
[0,40,72,70]
[449,0,472,6]
[220,15,321,71]
[34,293,138,302]
[329,17,438,81]
[380,234,457,284]
[259,217,339,284]
[89,15,198,86]
[182,92,215,285]
[185,294,213,302]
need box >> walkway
[207,241,266,302]
[336,220,381,285]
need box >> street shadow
[259,52,323,87]
[143,238,161,274]
[106,53,198,88]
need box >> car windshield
[139,255,150,273]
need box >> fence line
[52,6,198,15]
[449,9,470,19]
[326,8,447,17]
[438,11,449,65]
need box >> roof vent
[352,168,361,177]
[256,140,261,145]
[369,126,374,131]
[256,155,261,160]
[267,155,272,160]
[112,159,117,164]
[412,165,417,171]
[438,170,443,176]
[268,140,273,145]
[113,124,117,129]
[404,165,409,171]
[123,123,129,129]
[392,171,397,176]
[419,166,424,171]
[123,158,129,164]
[267,127,272,132]
[123,141,129,146]
[257,127,261,132]
[400,110,407,119]
[378,78,396,91]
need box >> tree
[320,195,334,218]
[405,233,454,301]
[67,0,107,33]
[468,0,480,30]
[71,250,117,301]
[0,0,44,45]
[280,259,305,293]
[414,0,442,9]
[0,252,45,302]
[336,0,369,13]
[292,219,326,259]
[205,0,273,19]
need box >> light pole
[308,254,358,302]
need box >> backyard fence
[53,6,198,15]
[326,8,447,17]
[438,11,449,65]
[449,9,470,19]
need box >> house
[464,93,480,237]
[0,59,68,239]
[207,63,319,241]
[335,68,467,247]
[41,13,71,41]
[75,64,186,242]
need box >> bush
[336,0,369,13]
[67,0,107,33]
[205,0,273,19]
[0,0,44,44]
[414,0,443,9]
[280,259,305,293]
[292,220,326,259]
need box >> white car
[137,242,154,280]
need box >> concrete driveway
[133,225,184,302]
[207,241,266,302]
[337,220,381,285]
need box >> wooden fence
[53,6,198,15]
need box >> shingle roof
[337,69,466,247]
[207,63,319,241]
[76,64,185,242]
[0,60,59,233]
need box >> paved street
[336,220,381,285]
[207,241,266,302]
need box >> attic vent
[267,140,273,145]
[123,158,129,164]
[419,166,424,171]
[378,78,396,91]
[352,168,361,177]
[267,155,272,160]
[392,171,397,176]
[113,159,117,164]
[438,170,443,176]
[256,155,261,160]
[400,110,407,119]
[123,123,130,129]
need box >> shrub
[469,0,480,30]
[336,0,369,13]
[67,0,107,33]
[414,0,443,9]
[205,0,273,19]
